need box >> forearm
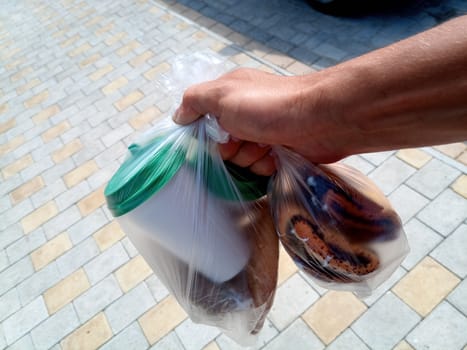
[303,15,467,159]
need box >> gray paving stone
[74,274,123,323]
[368,156,416,196]
[215,319,278,350]
[417,189,467,236]
[341,155,375,175]
[268,274,319,331]
[388,184,429,224]
[0,327,5,350]
[0,176,24,200]
[42,205,81,240]
[406,159,461,199]
[326,329,370,350]
[68,208,108,245]
[407,301,467,350]
[102,123,134,147]
[55,180,92,211]
[60,121,92,144]
[262,318,324,350]
[0,256,34,297]
[0,288,21,323]
[431,224,467,278]
[0,195,12,215]
[41,158,76,186]
[448,278,467,317]
[0,224,24,252]
[360,151,395,166]
[150,331,184,350]
[0,250,8,273]
[56,237,100,278]
[361,267,407,306]
[175,318,220,350]
[5,334,35,350]
[121,236,139,259]
[100,322,149,350]
[352,292,420,350]
[402,218,442,270]
[20,156,54,182]
[145,274,169,302]
[2,296,48,345]
[87,161,120,190]
[30,303,79,350]
[17,261,61,305]
[106,282,155,333]
[6,228,46,264]
[95,141,128,168]
[84,242,128,285]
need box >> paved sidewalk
[1,1,467,349]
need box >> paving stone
[17,261,62,305]
[0,250,8,273]
[175,319,220,350]
[406,302,467,350]
[268,273,319,330]
[326,329,370,350]
[74,274,123,323]
[215,319,278,350]
[84,241,128,285]
[0,288,21,323]
[42,204,81,240]
[100,322,149,350]
[448,278,467,317]
[0,224,23,252]
[68,208,108,245]
[150,331,184,350]
[6,227,46,264]
[431,224,467,278]
[106,282,155,333]
[417,189,467,236]
[30,303,79,350]
[341,155,375,175]
[56,237,100,278]
[0,198,34,232]
[360,151,395,166]
[5,334,35,350]
[145,274,170,302]
[55,180,92,211]
[388,184,429,224]
[406,159,460,199]
[368,156,416,195]
[0,256,34,297]
[352,292,421,350]
[262,318,324,350]
[401,218,442,270]
[2,296,49,345]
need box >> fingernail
[173,108,181,123]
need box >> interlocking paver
[0,288,21,323]
[326,329,370,350]
[388,184,429,224]
[431,224,467,278]
[262,319,324,350]
[149,331,185,350]
[368,156,416,195]
[100,322,149,350]
[6,227,46,265]
[448,278,467,317]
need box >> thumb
[173,105,199,125]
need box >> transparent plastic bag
[269,147,409,297]
[104,53,278,344]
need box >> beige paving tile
[93,221,126,251]
[95,22,114,35]
[143,62,171,81]
[0,103,8,115]
[203,341,220,350]
[10,176,44,204]
[452,175,467,199]
[117,40,141,57]
[21,201,58,234]
[79,53,101,68]
[396,148,432,169]
[60,34,80,48]
[77,186,105,216]
[24,90,49,108]
[286,60,316,75]
[85,15,104,27]
[52,29,67,39]
[457,151,467,166]
[5,57,25,70]
[16,78,41,95]
[264,52,295,68]
[89,64,114,81]
[434,142,466,158]
[2,154,33,179]
[302,291,367,344]
[226,31,249,46]
[114,90,144,111]
[31,232,72,271]
[61,312,112,350]
[277,246,298,286]
[41,121,70,142]
[139,295,187,345]
[231,52,255,65]
[0,118,15,133]
[393,256,460,316]
[129,106,162,129]
[44,268,90,314]
[105,32,127,46]
[52,139,83,163]
[102,77,128,95]
[0,135,24,156]
[68,42,91,57]
[243,41,271,58]
[129,50,154,67]
[63,160,99,188]
[115,255,153,292]
[10,66,33,82]
[394,340,415,350]
[32,104,60,124]
[193,30,208,41]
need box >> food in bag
[104,117,278,343]
[269,147,409,296]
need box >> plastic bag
[104,53,278,344]
[269,147,409,297]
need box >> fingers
[249,154,276,176]
[219,141,276,176]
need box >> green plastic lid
[104,138,269,217]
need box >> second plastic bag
[269,147,409,297]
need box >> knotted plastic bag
[269,147,409,297]
[104,53,278,344]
